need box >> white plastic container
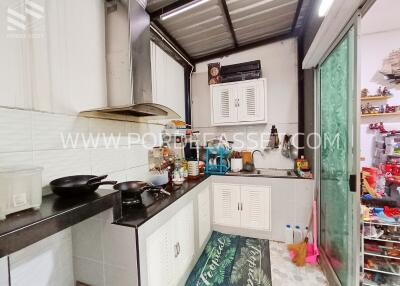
[293,225,303,243]
[284,224,293,244]
[231,158,243,172]
[0,166,43,220]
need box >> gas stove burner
[122,194,143,207]
[148,186,171,197]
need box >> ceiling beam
[193,31,296,63]
[149,0,197,19]
[151,21,194,65]
[291,0,304,33]
[220,0,238,48]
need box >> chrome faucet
[252,149,264,171]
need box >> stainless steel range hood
[80,0,180,122]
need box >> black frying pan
[50,175,117,197]
[113,181,149,195]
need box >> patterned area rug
[186,231,272,286]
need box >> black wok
[113,181,149,195]
[50,175,117,197]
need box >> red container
[362,167,378,189]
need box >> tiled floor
[270,241,329,286]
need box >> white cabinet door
[173,201,195,284]
[211,85,237,124]
[198,186,211,248]
[151,41,185,119]
[213,184,241,227]
[0,256,8,286]
[237,80,265,122]
[146,221,174,286]
[240,185,271,231]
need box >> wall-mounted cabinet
[151,41,186,119]
[213,183,271,232]
[211,78,267,126]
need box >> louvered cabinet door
[173,201,195,284]
[146,220,174,286]
[211,85,237,125]
[240,185,271,231]
[213,184,241,227]
[237,80,265,122]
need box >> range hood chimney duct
[80,0,180,122]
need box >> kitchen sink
[226,168,298,178]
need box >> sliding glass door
[318,25,360,286]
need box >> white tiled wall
[9,229,74,286]
[0,107,163,193]
[191,39,299,169]
[196,123,298,169]
[0,1,156,285]
[72,209,138,286]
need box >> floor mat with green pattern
[185,231,272,286]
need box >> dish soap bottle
[267,125,280,149]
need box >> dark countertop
[0,189,121,258]
[115,175,209,228]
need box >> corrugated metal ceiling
[149,0,310,61]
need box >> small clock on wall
[208,62,221,85]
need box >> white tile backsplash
[89,118,128,148]
[33,149,92,186]
[32,112,89,150]
[0,106,161,192]
[90,148,127,175]
[0,152,33,167]
[0,108,32,153]
[196,123,298,169]
[126,165,150,181]
[125,145,149,168]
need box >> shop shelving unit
[362,219,400,285]
[361,96,393,101]
[362,112,400,117]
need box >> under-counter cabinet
[136,179,212,286]
[0,256,8,286]
[211,78,267,126]
[146,202,194,286]
[213,183,271,231]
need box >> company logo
[6,0,44,38]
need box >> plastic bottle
[293,225,303,243]
[284,225,294,244]
[303,226,309,241]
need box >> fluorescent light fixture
[160,0,210,21]
[318,0,334,17]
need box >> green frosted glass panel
[320,29,354,286]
